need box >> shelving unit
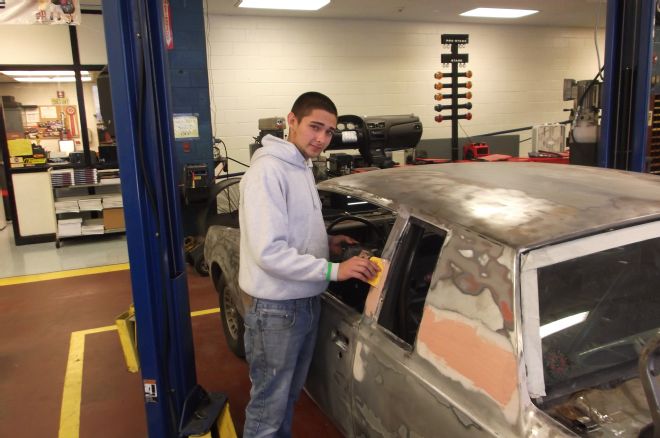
[51,168,124,248]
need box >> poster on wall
[0,0,81,25]
[23,105,80,140]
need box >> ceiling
[78,0,608,28]
[1,0,606,83]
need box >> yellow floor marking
[58,325,116,438]
[0,263,130,287]
[191,307,220,317]
[58,308,220,438]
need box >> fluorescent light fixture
[540,311,589,339]
[236,0,330,11]
[13,77,92,83]
[460,8,538,18]
[1,70,90,76]
[2,70,92,83]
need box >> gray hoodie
[238,135,338,300]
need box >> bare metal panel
[319,162,660,249]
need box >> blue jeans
[243,296,321,438]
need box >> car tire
[194,256,209,277]
[216,276,246,358]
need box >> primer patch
[417,307,518,419]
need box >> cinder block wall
[206,15,604,168]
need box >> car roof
[317,162,660,249]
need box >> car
[204,162,660,437]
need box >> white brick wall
[206,15,605,169]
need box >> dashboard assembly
[328,114,423,168]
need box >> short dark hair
[290,91,338,120]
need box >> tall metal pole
[451,43,459,161]
[600,0,654,171]
[102,1,197,436]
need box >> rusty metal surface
[318,163,660,249]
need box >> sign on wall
[0,0,81,25]
[173,114,200,140]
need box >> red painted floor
[0,267,341,437]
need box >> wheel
[216,276,245,358]
[194,256,209,277]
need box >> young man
[238,91,379,437]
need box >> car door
[305,292,361,436]
[306,190,398,436]
[351,218,493,437]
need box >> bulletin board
[24,105,80,139]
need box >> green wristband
[326,262,332,281]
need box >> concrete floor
[0,225,129,279]
[0,225,341,437]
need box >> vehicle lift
[99,0,657,436]
[600,0,655,172]
[102,1,234,437]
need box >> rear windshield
[538,236,660,394]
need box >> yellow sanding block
[367,257,384,287]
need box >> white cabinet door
[13,172,56,236]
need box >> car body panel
[317,162,660,249]
[204,163,660,437]
[344,219,536,437]
[205,225,244,313]
[306,294,360,436]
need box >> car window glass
[537,236,660,398]
[321,190,397,313]
[378,218,446,346]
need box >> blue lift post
[600,0,655,172]
[102,1,224,436]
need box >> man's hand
[328,234,358,258]
[338,256,380,283]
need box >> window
[378,218,445,346]
[0,69,104,157]
[538,236,660,396]
[521,221,660,400]
[322,190,397,313]
[0,11,108,162]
